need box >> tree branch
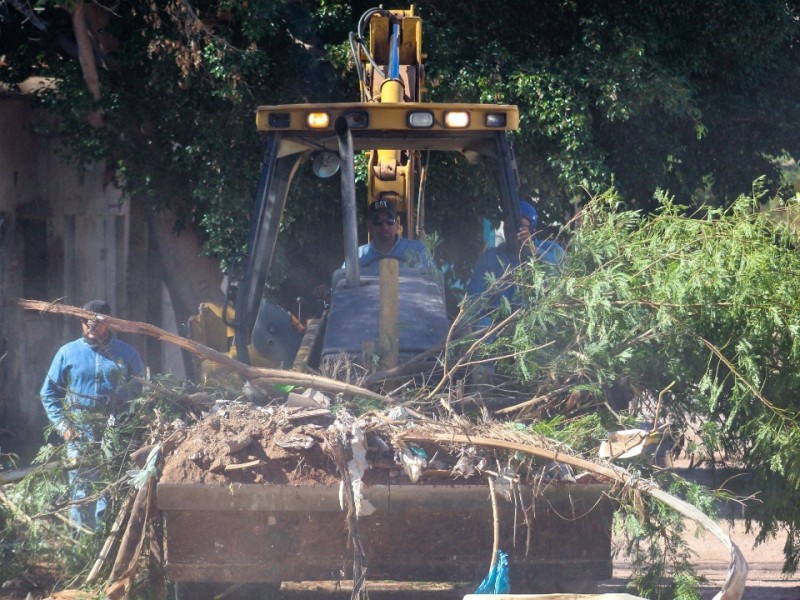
[18,299,391,405]
[71,1,104,127]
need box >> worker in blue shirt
[40,299,145,533]
[316,198,435,304]
[466,200,564,327]
[355,198,434,268]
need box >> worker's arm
[466,247,503,299]
[125,346,146,398]
[40,348,71,437]
[110,340,146,402]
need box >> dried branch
[19,299,391,405]
[106,479,154,599]
[86,487,137,584]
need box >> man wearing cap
[314,199,436,304]
[40,299,145,533]
[466,200,564,314]
[357,198,434,268]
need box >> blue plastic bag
[474,549,510,594]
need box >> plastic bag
[474,549,510,594]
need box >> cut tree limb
[18,299,390,404]
[86,487,137,584]
[106,478,154,599]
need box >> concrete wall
[0,94,181,460]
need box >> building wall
[0,95,181,460]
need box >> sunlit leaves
[481,187,800,571]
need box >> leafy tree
[3,1,799,302]
[466,188,800,573]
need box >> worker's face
[82,318,110,341]
[517,217,533,242]
[367,210,398,246]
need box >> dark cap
[368,198,397,218]
[82,299,111,315]
[519,200,538,229]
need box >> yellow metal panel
[369,14,390,65]
[255,103,520,132]
[400,16,422,65]
[369,10,421,66]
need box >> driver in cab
[357,198,434,268]
[313,198,435,305]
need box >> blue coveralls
[41,334,144,531]
[466,238,565,328]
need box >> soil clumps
[158,402,483,487]
[160,403,340,485]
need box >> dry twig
[19,299,390,405]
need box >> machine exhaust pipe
[336,117,360,288]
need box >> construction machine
[187,6,526,378]
[166,7,614,597]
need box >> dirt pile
[159,403,340,485]
[158,402,484,487]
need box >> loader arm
[229,134,304,365]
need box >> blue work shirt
[40,335,145,439]
[353,237,434,269]
[466,238,564,304]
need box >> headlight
[306,112,331,128]
[268,113,291,128]
[444,111,470,128]
[485,113,507,127]
[407,111,434,128]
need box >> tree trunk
[147,207,225,376]
[71,1,104,128]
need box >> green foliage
[525,413,609,454]
[421,0,800,210]
[480,187,800,572]
[3,1,799,305]
[0,379,194,589]
[614,487,707,600]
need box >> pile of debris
[157,398,541,488]
[9,301,747,600]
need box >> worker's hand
[312,284,331,303]
[516,223,532,243]
[62,427,77,441]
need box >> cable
[350,7,392,99]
